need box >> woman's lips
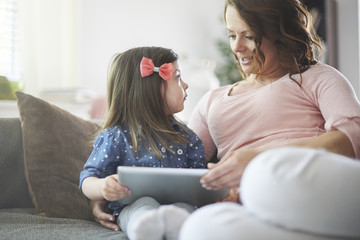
[240,56,253,65]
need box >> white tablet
[117,166,230,207]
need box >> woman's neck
[248,67,288,85]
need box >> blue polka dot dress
[79,121,206,217]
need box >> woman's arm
[82,174,131,201]
[295,130,355,158]
[201,130,355,190]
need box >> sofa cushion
[0,118,33,209]
[16,92,99,221]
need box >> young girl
[79,47,206,240]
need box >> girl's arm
[81,174,131,201]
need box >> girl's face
[163,60,188,115]
[225,5,281,78]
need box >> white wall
[80,0,226,96]
[335,0,360,97]
[19,0,82,94]
[79,0,360,98]
[19,0,360,104]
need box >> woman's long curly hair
[224,0,323,84]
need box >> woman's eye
[228,34,236,39]
[245,35,254,40]
[176,74,181,80]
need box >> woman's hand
[201,148,260,190]
[220,188,240,203]
[90,199,121,231]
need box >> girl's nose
[182,80,188,90]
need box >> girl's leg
[118,196,163,240]
[118,197,193,240]
[172,202,196,213]
[158,204,192,240]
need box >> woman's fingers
[201,160,236,189]
[201,149,256,190]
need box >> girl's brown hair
[102,46,188,158]
[224,0,323,83]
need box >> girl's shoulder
[173,121,201,141]
[95,125,128,141]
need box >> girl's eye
[176,74,181,80]
[245,35,254,40]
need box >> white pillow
[241,147,360,238]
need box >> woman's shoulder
[305,63,345,78]
[300,63,349,87]
[299,63,357,99]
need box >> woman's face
[225,5,281,77]
[163,61,188,115]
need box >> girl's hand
[201,148,260,190]
[90,199,121,231]
[100,174,131,201]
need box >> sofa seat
[0,208,127,240]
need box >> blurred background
[1,0,359,121]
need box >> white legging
[117,196,195,233]
[179,147,360,240]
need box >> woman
[195,0,359,191]
[91,0,360,235]
[180,0,360,239]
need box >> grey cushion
[0,118,33,208]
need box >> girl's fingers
[97,219,121,231]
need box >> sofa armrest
[0,118,33,208]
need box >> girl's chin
[169,106,184,115]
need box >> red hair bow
[140,57,173,81]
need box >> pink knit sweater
[189,63,360,160]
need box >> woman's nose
[232,39,247,53]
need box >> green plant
[0,75,23,100]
